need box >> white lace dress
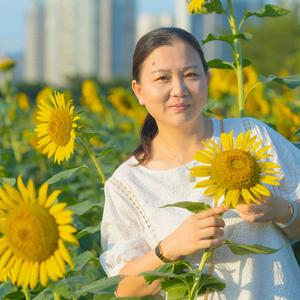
[100,117,300,300]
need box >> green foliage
[244,4,289,20]
[162,201,211,213]
[259,74,300,89]
[243,11,300,75]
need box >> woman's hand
[161,205,227,261]
[235,195,291,224]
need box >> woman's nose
[170,78,188,97]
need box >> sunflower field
[1,1,300,299]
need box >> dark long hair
[132,27,209,165]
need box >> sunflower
[0,58,15,71]
[0,176,78,289]
[187,0,206,14]
[17,92,30,111]
[35,92,80,164]
[191,131,281,207]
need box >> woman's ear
[131,80,145,105]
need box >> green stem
[80,137,106,184]
[227,0,245,117]
[53,291,61,300]
[22,286,31,300]
[244,82,263,104]
[190,250,212,300]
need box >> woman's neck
[150,116,213,165]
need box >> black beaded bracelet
[154,241,172,263]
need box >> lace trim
[108,177,158,245]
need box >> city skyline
[0,0,173,56]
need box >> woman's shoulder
[222,116,269,133]
[106,156,140,186]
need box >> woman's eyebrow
[151,69,170,74]
[151,65,200,74]
[182,65,199,71]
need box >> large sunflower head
[191,131,281,208]
[35,91,80,164]
[0,176,78,289]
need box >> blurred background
[1,0,299,87]
[0,0,300,145]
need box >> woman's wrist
[158,239,180,262]
[273,200,298,228]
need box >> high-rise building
[24,0,136,85]
[136,13,173,41]
[24,0,45,82]
[98,0,136,80]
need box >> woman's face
[132,38,209,129]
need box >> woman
[100,27,300,299]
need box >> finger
[198,216,225,229]
[198,227,224,240]
[197,237,225,249]
[235,204,253,214]
[196,205,227,219]
[239,212,266,223]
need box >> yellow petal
[40,261,48,286]
[10,258,23,284]
[230,189,241,208]
[44,190,61,208]
[29,262,39,289]
[38,183,49,206]
[58,240,74,269]
[193,151,213,164]
[27,179,36,203]
[252,183,271,197]
[190,166,211,177]
[194,179,215,188]
[203,185,219,197]
[17,175,29,202]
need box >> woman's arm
[117,250,164,297]
[116,205,227,297]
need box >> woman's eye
[185,73,198,78]
[156,76,169,81]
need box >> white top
[100,117,300,300]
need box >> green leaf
[198,274,226,294]
[202,32,252,45]
[225,240,279,255]
[198,0,225,14]
[293,143,300,150]
[207,58,251,69]
[73,251,96,271]
[51,276,89,298]
[259,74,300,89]
[75,276,121,297]
[294,128,300,137]
[164,281,188,300]
[162,201,211,213]
[69,199,101,215]
[46,165,88,184]
[207,59,233,70]
[292,241,300,267]
[32,288,53,300]
[0,177,16,186]
[244,5,290,19]
[141,270,180,283]
[76,223,101,239]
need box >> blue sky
[0,0,173,56]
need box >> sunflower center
[211,149,261,189]
[5,203,59,262]
[48,108,72,146]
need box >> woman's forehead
[143,40,202,71]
